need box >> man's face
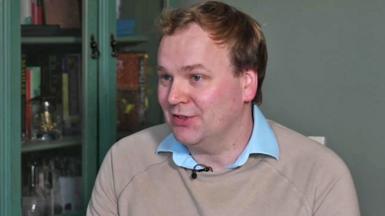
[157,24,256,149]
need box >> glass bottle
[22,160,48,216]
[36,100,61,141]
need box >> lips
[170,114,194,126]
[174,114,188,119]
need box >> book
[44,0,81,28]
[62,54,81,118]
[25,68,32,140]
[62,54,82,134]
[31,0,44,25]
[30,67,42,98]
[138,54,147,122]
[24,66,41,140]
[46,54,63,104]
[117,53,141,91]
[21,55,28,140]
[62,73,71,131]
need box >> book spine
[25,68,32,140]
[32,0,44,25]
[29,66,41,99]
[24,66,41,140]
[138,54,148,123]
[45,54,63,104]
[116,53,140,91]
[63,54,81,117]
[62,73,71,131]
[21,55,27,140]
[43,0,81,28]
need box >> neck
[189,106,254,172]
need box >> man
[87,1,360,215]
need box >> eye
[159,74,173,82]
[191,74,203,82]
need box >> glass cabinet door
[114,0,164,141]
[2,0,166,215]
[1,1,22,215]
[19,0,97,215]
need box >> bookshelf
[1,0,164,215]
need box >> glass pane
[115,0,164,139]
[20,0,83,215]
[116,52,149,138]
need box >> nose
[167,81,189,105]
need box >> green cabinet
[0,0,163,215]
[1,1,22,215]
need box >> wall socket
[308,136,327,145]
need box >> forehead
[161,23,211,45]
[157,23,229,68]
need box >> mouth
[173,114,189,119]
[170,114,194,126]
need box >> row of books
[22,53,82,141]
[20,0,81,28]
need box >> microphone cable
[191,164,213,179]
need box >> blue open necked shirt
[156,105,279,170]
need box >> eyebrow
[157,64,209,73]
[157,65,166,73]
[181,64,207,72]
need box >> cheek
[157,86,168,107]
[196,82,242,110]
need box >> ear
[241,69,258,103]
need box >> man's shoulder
[269,121,342,163]
[267,120,353,188]
[264,121,359,214]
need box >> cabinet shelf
[116,35,148,45]
[55,212,82,216]
[21,25,81,44]
[21,35,147,45]
[22,136,81,153]
[22,36,82,44]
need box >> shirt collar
[156,105,279,170]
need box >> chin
[172,127,201,146]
